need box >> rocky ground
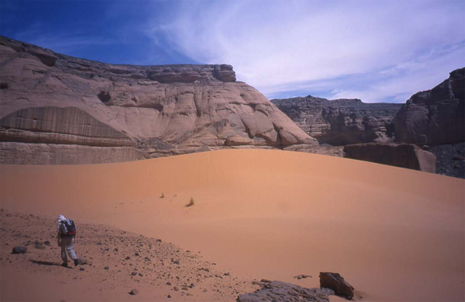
[428,142,465,178]
[0,209,260,301]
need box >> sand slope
[1,150,464,301]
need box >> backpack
[64,219,76,236]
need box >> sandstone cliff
[393,67,465,146]
[271,96,402,145]
[0,36,316,164]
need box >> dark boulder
[76,258,88,265]
[319,272,354,300]
[12,246,27,254]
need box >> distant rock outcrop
[272,96,402,146]
[344,143,437,173]
[0,36,316,164]
[393,68,465,146]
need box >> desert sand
[1,149,464,301]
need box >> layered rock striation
[271,96,402,146]
[0,36,316,164]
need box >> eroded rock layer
[272,96,402,146]
[0,36,316,164]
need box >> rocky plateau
[271,96,402,146]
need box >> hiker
[57,215,78,267]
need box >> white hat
[58,215,66,222]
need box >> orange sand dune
[1,150,464,301]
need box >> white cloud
[152,0,465,102]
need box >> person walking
[57,215,79,267]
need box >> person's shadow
[29,260,72,269]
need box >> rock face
[344,143,437,173]
[319,272,354,300]
[0,36,316,164]
[393,68,465,146]
[237,280,334,302]
[272,96,402,146]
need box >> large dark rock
[272,96,402,146]
[319,272,354,300]
[344,143,437,173]
[393,68,465,146]
[0,35,316,164]
[12,246,27,254]
[237,280,333,302]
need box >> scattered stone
[34,241,45,249]
[129,289,139,295]
[76,258,88,265]
[44,241,51,246]
[173,287,179,291]
[104,266,109,270]
[319,272,354,300]
[260,279,271,283]
[12,246,27,254]
[185,198,195,207]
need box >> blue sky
[1,0,464,103]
